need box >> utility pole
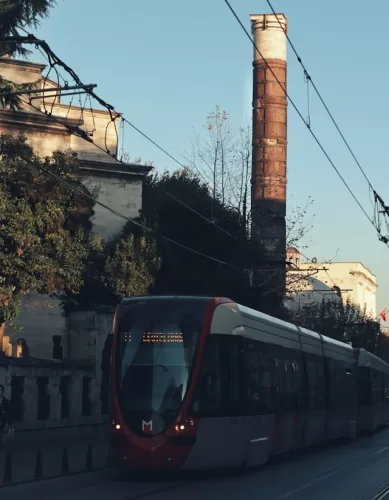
[250,13,288,297]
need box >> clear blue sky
[30,0,389,314]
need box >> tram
[108,296,389,471]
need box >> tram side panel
[356,366,374,433]
[297,331,327,447]
[182,334,247,470]
[356,350,389,434]
[382,371,389,425]
[237,307,305,458]
[184,304,306,469]
[382,367,389,425]
[322,342,357,441]
[370,364,389,430]
[182,303,247,470]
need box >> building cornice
[350,270,378,288]
[79,159,152,179]
[0,57,46,72]
[53,103,121,118]
[0,108,81,135]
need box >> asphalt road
[4,426,389,500]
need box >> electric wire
[19,97,236,240]
[14,152,243,271]
[223,0,382,241]
[2,33,246,242]
[266,0,376,192]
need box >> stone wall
[66,308,115,369]
[0,358,110,486]
[0,357,106,430]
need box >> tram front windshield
[115,298,207,436]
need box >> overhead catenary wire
[4,34,242,229]
[2,33,252,248]
[18,97,236,240]
[2,30,319,287]
[266,0,376,192]
[223,0,384,243]
[14,152,243,271]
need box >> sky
[27,0,389,314]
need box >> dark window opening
[82,377,92,417]
[53,335,63,360]
[60,376,70,419]
[11,376,24,422]
[37,377,50,420]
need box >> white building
[286,248,378,319]
[0,57,152,359]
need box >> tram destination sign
[123,332,184,343]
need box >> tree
[286,196,315,252]
[190,106,250,234]
[66,167,282,315]
[139,168,284,315]
[63,229,161,312]
[0,0,56,109]
[289,297,382,354]
[0,134,95,352]
[189,106,315,249]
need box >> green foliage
[289,297,382,354]
[64,229,161,312]
[105,235,160,298]
[65,167,281,315]
[0,0,57,107]
[0,0,56,52]
[138,168,281,314]
[0,134,95,324]
[0,76,37,110]
[139,169,247,293]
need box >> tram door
[186,335,245,469]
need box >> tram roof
[357,348,389,373]
[236,302,354,353]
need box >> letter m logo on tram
[142,420,153,434]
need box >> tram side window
[372,369,382,405]
[191,336,238,417]
[306,353,326,411]
[328,358,341,409]
[327,358,354,410]
[384,373,389,403]
[357,367,371,407]
[283,352,304,412]
[243,339,275,414]
[243,340,259,414]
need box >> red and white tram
[108,296,389,470]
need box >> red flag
[380,310,387,322]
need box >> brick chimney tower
[250,13,287,296]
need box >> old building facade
[0,57,152,358]
[286,248,378,319]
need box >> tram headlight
[174,418,195,433]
